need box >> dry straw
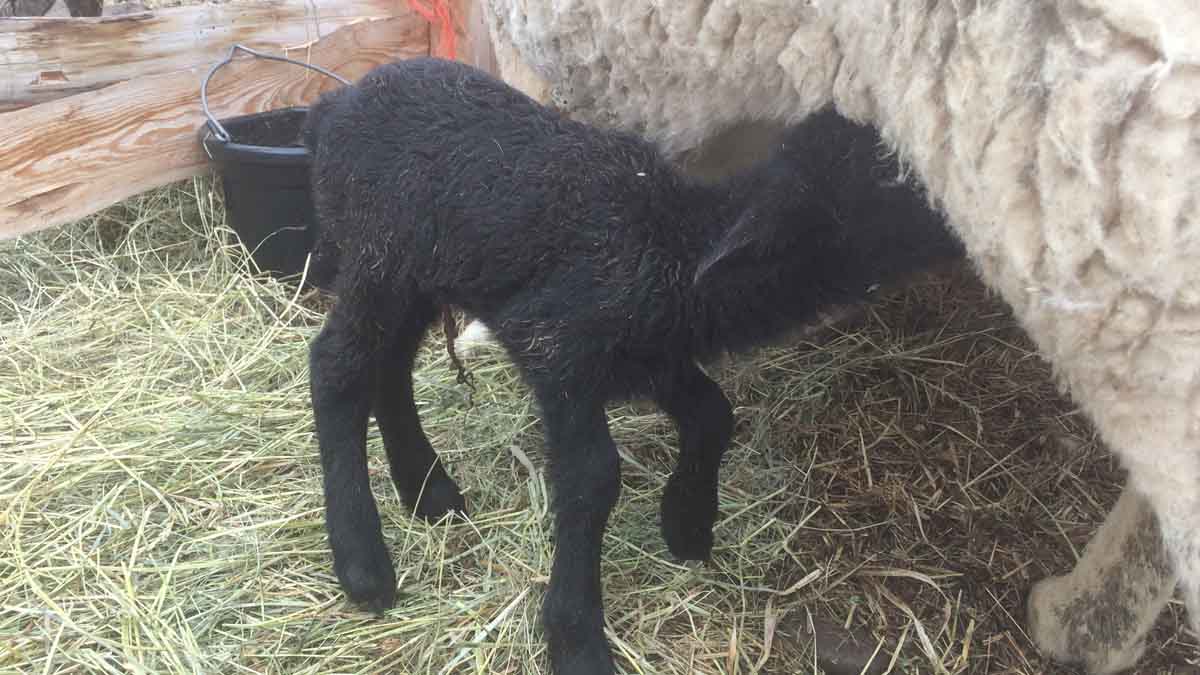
[1,179,1191,673]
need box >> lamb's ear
[693,209,782,287]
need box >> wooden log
[0,15,428,239]
[0,0,403,111]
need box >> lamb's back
[305,58,693,315]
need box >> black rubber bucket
[199,45,350,285]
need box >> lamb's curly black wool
[301,56,961,675]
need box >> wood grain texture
[0,15,428,239]
[0,0,402,111]
[436,0,496,75]
[477,1,547,102]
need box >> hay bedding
[1,181,1194,674]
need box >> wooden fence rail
[0,0,508,240]
[1,13,428,238]
[0,0,412,112]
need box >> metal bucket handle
[201,44,351,143]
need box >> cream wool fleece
[485,0,1200,650]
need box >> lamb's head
[688,109,961,354]
[691,108,859,290]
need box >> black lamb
[301,57,963,675]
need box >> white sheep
[478,1,1200,673]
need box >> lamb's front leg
[654,364,734,561]
[537,393,621,675]
[310,299,396,613]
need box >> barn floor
[1,180,1195,674]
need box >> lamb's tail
[300,237,339,291]
[300,93,347,290]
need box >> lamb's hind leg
[1027,484,1177,674]
[373,296,465,521]
[311,281,402,612]
[654,363,734,562]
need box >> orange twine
[407,0,457,61]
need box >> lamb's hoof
[543,588,616,675]
[663,517,714,561]
[661,479,716,562]
[335,546,397,614]
[1027,575,1146,675]
[406,474,467,522]
[547,627,616,675]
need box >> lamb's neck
[688,267,831,361]
[673,170,767,244]
[680,209,810,359]
[667,181,741,248]
[662,168,773,347]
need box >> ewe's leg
[373,297,465,520]
[1159,496,1200,642]
[538,394,620,675]
[1165,506,1200,636]
[1129,453,1200,639]
[310,295,396,612]
[653,364,734,561]
[1027,485,1177,674]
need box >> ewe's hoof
[1027,576,1073,663]
[408,474,467,522]
[1026,576,1146,675]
